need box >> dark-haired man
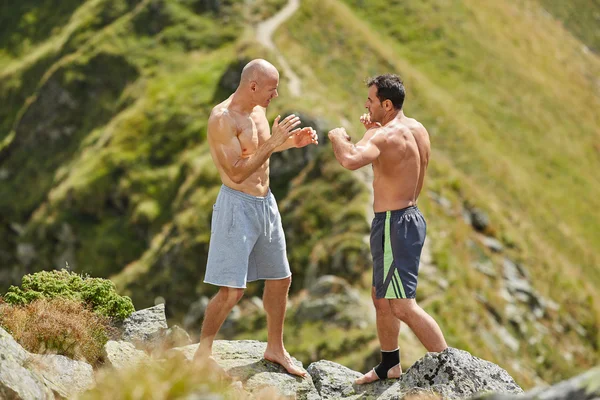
[328,74,448,384]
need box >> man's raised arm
[328,127,382,171]
[208,112,301,184]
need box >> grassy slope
[273,0,600,388]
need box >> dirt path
[255,0,302,97]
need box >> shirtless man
[192,59,318,377]
[328,74,448,384]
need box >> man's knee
[266,276,292,290]
[390,299,418,322]
[371,287,393,313]
[219,287,245,304]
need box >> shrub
[3,269,134,320]
[0,298,114,365]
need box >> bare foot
[264,350,307,377]
[354,364,402,385]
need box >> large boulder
[401,348,523,399]
[307,360,397,399]
[172,340,320,399]
[307,348,523,400]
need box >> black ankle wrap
[373,348,400,380]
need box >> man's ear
[384,99,393,111]
[250,81,257,92]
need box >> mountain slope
[1,0,599,390]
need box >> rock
[474,260,497,278]
[0,328,54,400]
[480,235,504,253]
[172,340,320,399]
[122,303,168,344]
[103,340,152,371]
[162,325,193,348]
[400,347,523,399]
[307,360,396,399]
[472,366,600,400]
[0,327,29,364]
[0,358,54,400]
[468,208,489,232]
[428,191,453,212]
[502,258,546,318]
[27,353,94,398]
[148,325,193,356]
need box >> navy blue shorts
[371,206,426,299]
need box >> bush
[3,269,135,320]
[0,298,114,365]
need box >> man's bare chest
[236,114,270,157]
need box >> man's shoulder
[208,106,238,139]
[397,118,428,139]
[209,105,236,127]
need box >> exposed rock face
[173,340,321,399]
[401,348,523,399]
[169,341,527,400]
[308,360,397,399]
[27,354,94,399]
[0,359,54,400]
[6,305,598,400]
[0,327,63,400]
[307,348,523,400]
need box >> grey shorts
[204,185,291,289]
[371,206,426,299]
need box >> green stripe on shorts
[384,211,406,299]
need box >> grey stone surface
[104,340,151,371]
[172,340,320,399]
[27,353,94,398]
[122,303,168,343]
[400,348,523,399]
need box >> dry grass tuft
[77,353,288,400]
[0,297,115,365]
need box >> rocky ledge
[1,304,598,399]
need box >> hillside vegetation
[1,0,599,390]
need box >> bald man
[192,59,317,377]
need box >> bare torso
[208,96,271,197]
[370,115,430,212]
